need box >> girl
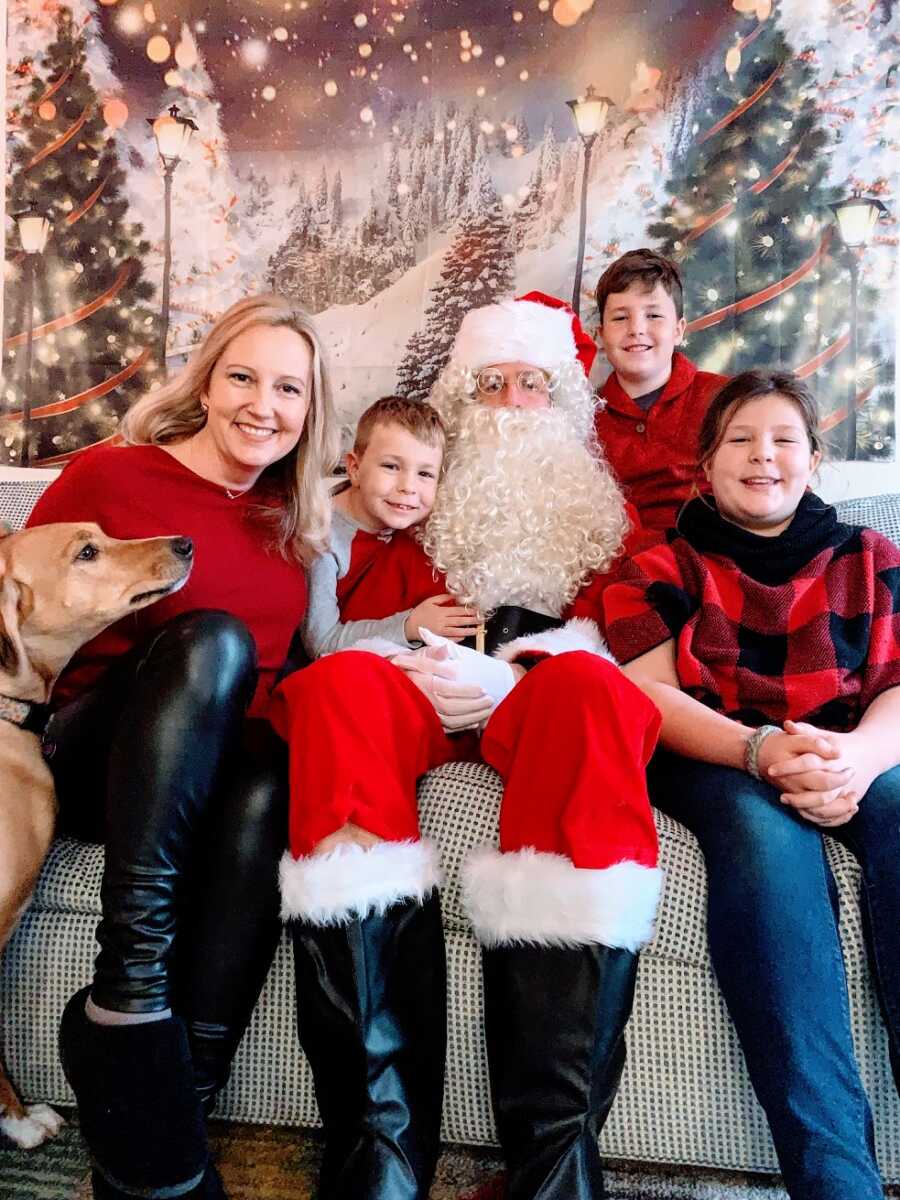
[605,367,900,1200]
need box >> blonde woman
[28,295,339,1200]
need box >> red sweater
[596,352,726,538]
[27,445,307,719]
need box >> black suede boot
[481,942,639,1200]
[291,893,447,1200]
[90,1164,226,1199]
[59,987,225,1199]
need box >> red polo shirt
[595,352,727,538]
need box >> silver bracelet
[744,724,781,780]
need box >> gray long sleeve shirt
[301,506,419,659]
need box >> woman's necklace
[166,440,252,499]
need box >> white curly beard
[422,404,627,616]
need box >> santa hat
[451,292,596,380]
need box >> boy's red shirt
[595,351,727,540]
[337,529,444,621]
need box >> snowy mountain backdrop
[4,0,897,463]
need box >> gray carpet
[2,1117,900,1199]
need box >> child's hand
[404,594,480,643]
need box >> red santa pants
[271,649,660,871]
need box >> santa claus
[272,296,663,1200]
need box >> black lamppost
[13,207,52,466]
[828,191,888,460]
[146,104,197,368]
[566,85,614,316]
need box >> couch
[2,474,899,1181]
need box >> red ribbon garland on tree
[794,335,873,435]
[32,60,74,107]
[685,228,833,333]
[66,176,108,226]
[6,348,151,422]
[4,260,136,348]
[24,103,92,170]
[794,332,850,378]
[684,142,803,243]
[821,387,873,434]
[36,432,125,468]
[699,63,785,144]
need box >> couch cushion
[834,492,900,545]
[0,477,57,531]
[34,766,862,979]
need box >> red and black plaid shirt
[603,508,900,732]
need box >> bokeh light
[146,35,171,63]
[102,98,129,127]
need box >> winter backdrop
[3,0,898,466]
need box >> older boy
[595,248,727,542]
[302,394,477,658]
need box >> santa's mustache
[444,401,587,453]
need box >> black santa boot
[481,942,637,1199]
[283,838,447,1200]
[463,844,662,1200]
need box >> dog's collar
[0,693,52,735]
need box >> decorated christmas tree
[395,168,514,402]
[774,0,897,461]
[3,5,157,465]
[647,8,888,460]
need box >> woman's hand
[761,720,889,828]
[759,725,855,796]
[404,595,481,643]
[779,785,859,828]
[766,720,881,804]
[392,644,494,731]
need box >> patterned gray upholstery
[2,475,899,1178]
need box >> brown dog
[0,522,193,1148]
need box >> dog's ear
[0,557,24,677]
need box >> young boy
[594,248,727,545]
[301,394,477,659]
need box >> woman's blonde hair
[122,294,340,564]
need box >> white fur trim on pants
[279,839,443,924]
[462,846,663,952]
[492,617,616,666]
[336,636,407,658]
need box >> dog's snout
[172,537,194,560]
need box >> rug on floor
[3,1116,900,1200]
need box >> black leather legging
[44,611,288,1038]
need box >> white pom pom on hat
[451,297,579,376]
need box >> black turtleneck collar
[675,492,846,585]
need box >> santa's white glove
[391,641,494,732]
[418,627,517,707]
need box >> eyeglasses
[474,367,553,397]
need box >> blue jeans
[648,753,900,1200]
